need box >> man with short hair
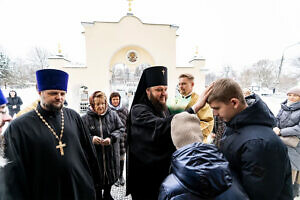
[3,69,101,200]
[127,66,211,200]
[172,73,214,142]
[206,78,292,200]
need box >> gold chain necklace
[34,108,66,156]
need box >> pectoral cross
[162,69,165,75]
[56,141,67,156]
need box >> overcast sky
[1,0,300,72]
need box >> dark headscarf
[89,91,107,110]
[8,90,17,98]
[109,92,121,106]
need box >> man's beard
[148,92,167,113]
[43,102,63,112]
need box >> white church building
[48,12,207,112]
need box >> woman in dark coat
[82,91,125,200]
[6,90,23,117]
[109,92,128,186]
[273,86,300,198]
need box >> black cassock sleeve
[129,104,194,163]
[4,124,29,200]
[131,105,194,142]
[131,105,173,142]
[75,114,102,190]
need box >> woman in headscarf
[82,91,125,200]
[273,86,300,198]
[109,92,128,186]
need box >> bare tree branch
[28,46,51,69]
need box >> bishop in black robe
[3,103,101,200]
[126,66,195,200]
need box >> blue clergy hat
[36,69,69,92]
[0,89,8,105]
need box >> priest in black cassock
[3,69,101,200]
[126,66,213,200]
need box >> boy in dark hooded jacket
[159,112,249,200]
[206,78,292,200]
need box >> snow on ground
[1,87,39,134]
[2,87,39,110]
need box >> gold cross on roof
[128,0,133,12]
[195,45,199,56]
[58,43,62,54]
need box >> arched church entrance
[109,46,154,107]
[110,63,150,107]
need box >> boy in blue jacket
[159,112,249,200]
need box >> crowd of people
[0,66,299,200]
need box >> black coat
[109,105,128,157]
[127,98,194,199]
[7,91,23,115]
[159,143,249,200]
[220,94,293,200]
[3,104,101,200]
[82,107,124,186]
